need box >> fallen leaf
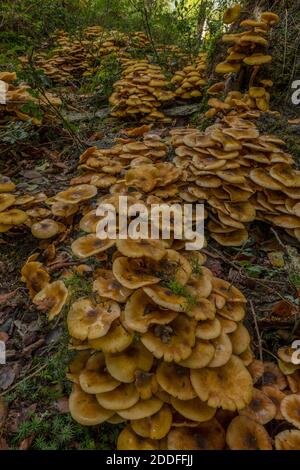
[271,300,296,318]
[0,289,18,303]
[267,251,285,268]
[0,332,9,342]
[0,437,9,450]
[19,435,34,450]
[54,396,69,413]
[0,398,8,429]
[0,366,15,390]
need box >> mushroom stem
[249,66,260,88]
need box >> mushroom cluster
[0,175,61,235]
[0,71,61,124]
[109,59,174,122]
[65,231,255,450]
[206,10,280,119]
[171,116,300,245]
[20,27,128,84]
[21,254,69,320]
[171,52,207,100]
[130,32,150,49]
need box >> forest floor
[1,61,300,450]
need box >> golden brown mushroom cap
[51,201,79,217]
[79,352,120,394]
[96,383,139,410]
[217,301,246,321]
[131,404,172,440]
[69,384,114,425]
[71,234,115,258]
[141,315,196,362]
[167,420,225,450]
[191,355,253,410]
[21,261,50,299]
[210,229,248,247]
[261,385,286,420]
[105,343,153,383]
[0,208,27,225]
[0,176,16,193]
[33,280,68,320]
[212,278,247,303]
[112,256,160,289]
[229,323,251,355]
[31,219,60,239]
[124,288,178,333]
[171,397,216,422]
[243,54,272,66]
[178,339,215,368]
[116,238,166,261]
[239,387,276,424]
[261,11,280,25]
[0,193,16,212]
[270,164,300,188]
[88,321,133,353]
[156,362,196,400]
[196,318,222,340]
[67,298,120,341]
[280,394,300,429]
[117,426,159,450]
[247,359,264,384]
[55,184,97,203]
[93,269,133,303]
[226,416,272,450]
[117,397,163,420]
[262,361,287,390]
[143,285,189,312]
[275,429,300,450]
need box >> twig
[282,9,288,75]
[0,363,48,397]
[250,300,264,365]
[270,227,286,250]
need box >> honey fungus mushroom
[116,238,166,261]
[67,298,120,340]
[21,261,50,299]
[131,404,172,440]
[33,280,68,320]
[226,416,272,450]
[191,355,253,410]
[0,208,27,226]
[156,362,196,400]
[71,234,115,258]
[93,269,133,303]
[124,288,178,333]
[171,396,216,425]
[31,219,60,239]
[239,387,276,424]
[96,383,140,410]
[55,184,97,204]
[105,343,153,383]
[112,257,160,289]
[88,321,133,353]
[141,315,196,362]
[275,430,300,450]
[0,193,15,212]
[69,384,114,425]
[280,394,300,429]
[117,426,159,450]
[167,420,225,450]
[79,352,120,394]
